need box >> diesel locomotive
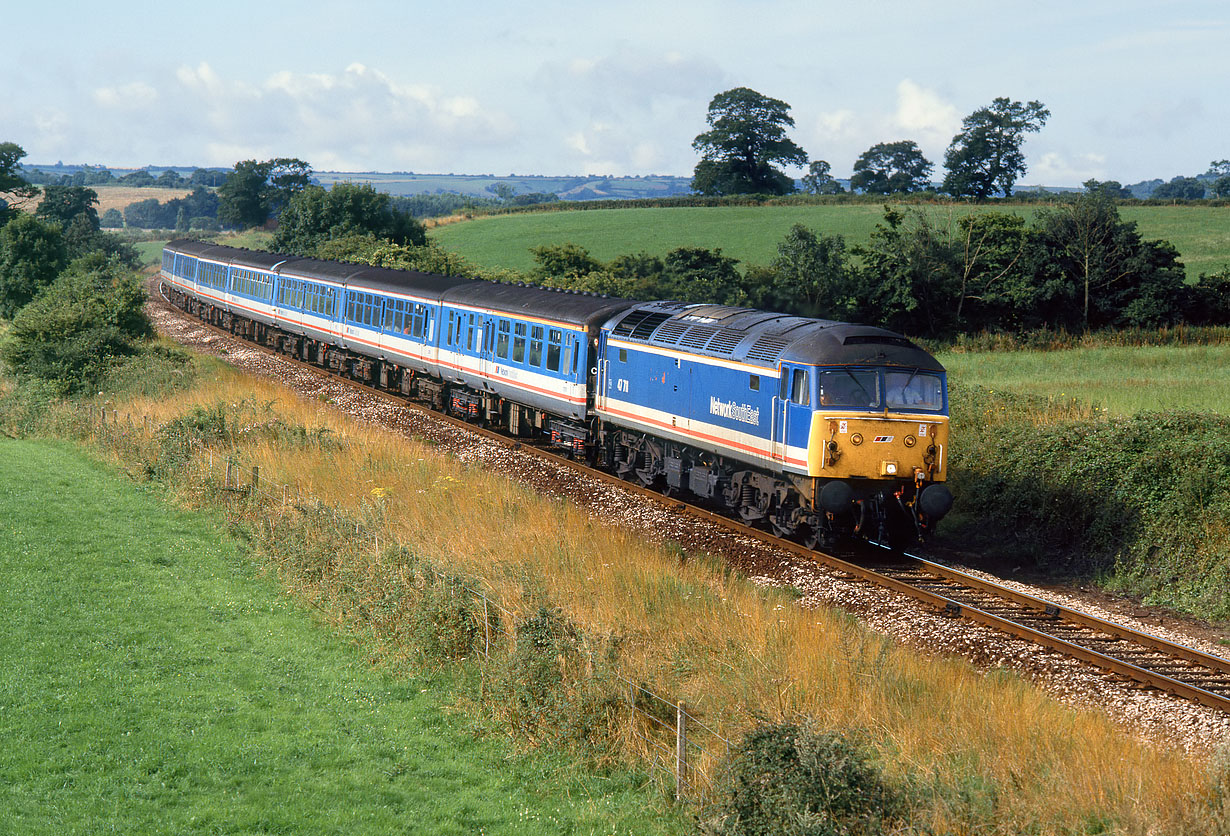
[160,239,953,545]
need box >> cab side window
[790,368,809,406]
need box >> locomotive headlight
[850,432,863,445]
[903,435,917,448]
[881,461,898,475]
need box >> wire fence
[89,403,733,802]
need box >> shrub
[497,607,624,754]
[704,724,907,836]
[410,572,479,663]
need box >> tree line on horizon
[690,86,1230,201]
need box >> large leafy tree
[0,214,68,318]
[0,142,40,220]
[271,183,426,255]
[217,157,312,228]
[35,185,100,231]
[942,98,1049,198]
[1031,192,1187,330]
[691,87,807,196]
[849,141,933,194]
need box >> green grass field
[940,343,1230,415]
[430,203,1230,279]
[0,438,682,835]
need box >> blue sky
[5,1,1227,185]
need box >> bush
[946,383,1230,619]
[704,724,906,836]
[410,572,479,663]
[497,607,624,754]
[0,254,150,393]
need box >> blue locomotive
[161,239,952,544]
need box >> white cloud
[806,80,960,175]
[1028,151,1108,187]
[93,81,158,110]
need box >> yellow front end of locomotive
[806,413,949,482]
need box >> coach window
[513,322,527,363]
[546,329,562,372]
[619,348,627,363]
[529,325,544,367]
[749,374,760,392]
[496,320,511,358]
[790,368,810,406]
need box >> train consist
[161,239,953,545]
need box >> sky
[4,1,1227,187]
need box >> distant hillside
[311,171,693,201]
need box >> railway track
[158,290,1230,716]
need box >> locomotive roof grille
[652,321,690,344]
[706,330,745,353]
[679,324,718,350]
[612,310,672,339]
[745,334,792,363]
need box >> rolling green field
[0,438,682,835]
[430,203,1230,279]
[940,343,1230,415]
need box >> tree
[190,168,228,188]
[0,214,68,318]
[1212,176,1230,200]
[0,253,151,392]
[1208,160,1230,178]
[35,185,100,231]
[942,98,1050,198]
[119,170,156,187]
[765,224,859,319]
[0,142,39,219]
[800,160,844,195]
[691,87,807,196]
[531,243,602,280]
[1083,179,1131,199]
[660,247,746,305]
[270,183,426,255]
[217,157,313,229]
[1151,176,1206,200]
[156,170,185,188]
[1031,192,1187,329]
[850,141,933,194]
[100,208,123,228]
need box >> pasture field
[939,343,1230,415]
[0,437,684,835]
[429,202,1230,279]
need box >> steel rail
[158,292,1230,714]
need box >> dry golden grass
[105,364,1228,835]
[29,185,195,216]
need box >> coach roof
[442,281,636,329]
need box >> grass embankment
[430,202,1230,279]
[940,342,1230,415]
[13,345,1223,835]
[0,436,686,835]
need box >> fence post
[483,596,490,659]
[225,459,234,489]
[676,701,688,801]
[251,466,260,494]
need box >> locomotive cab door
[772,363,812,469]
